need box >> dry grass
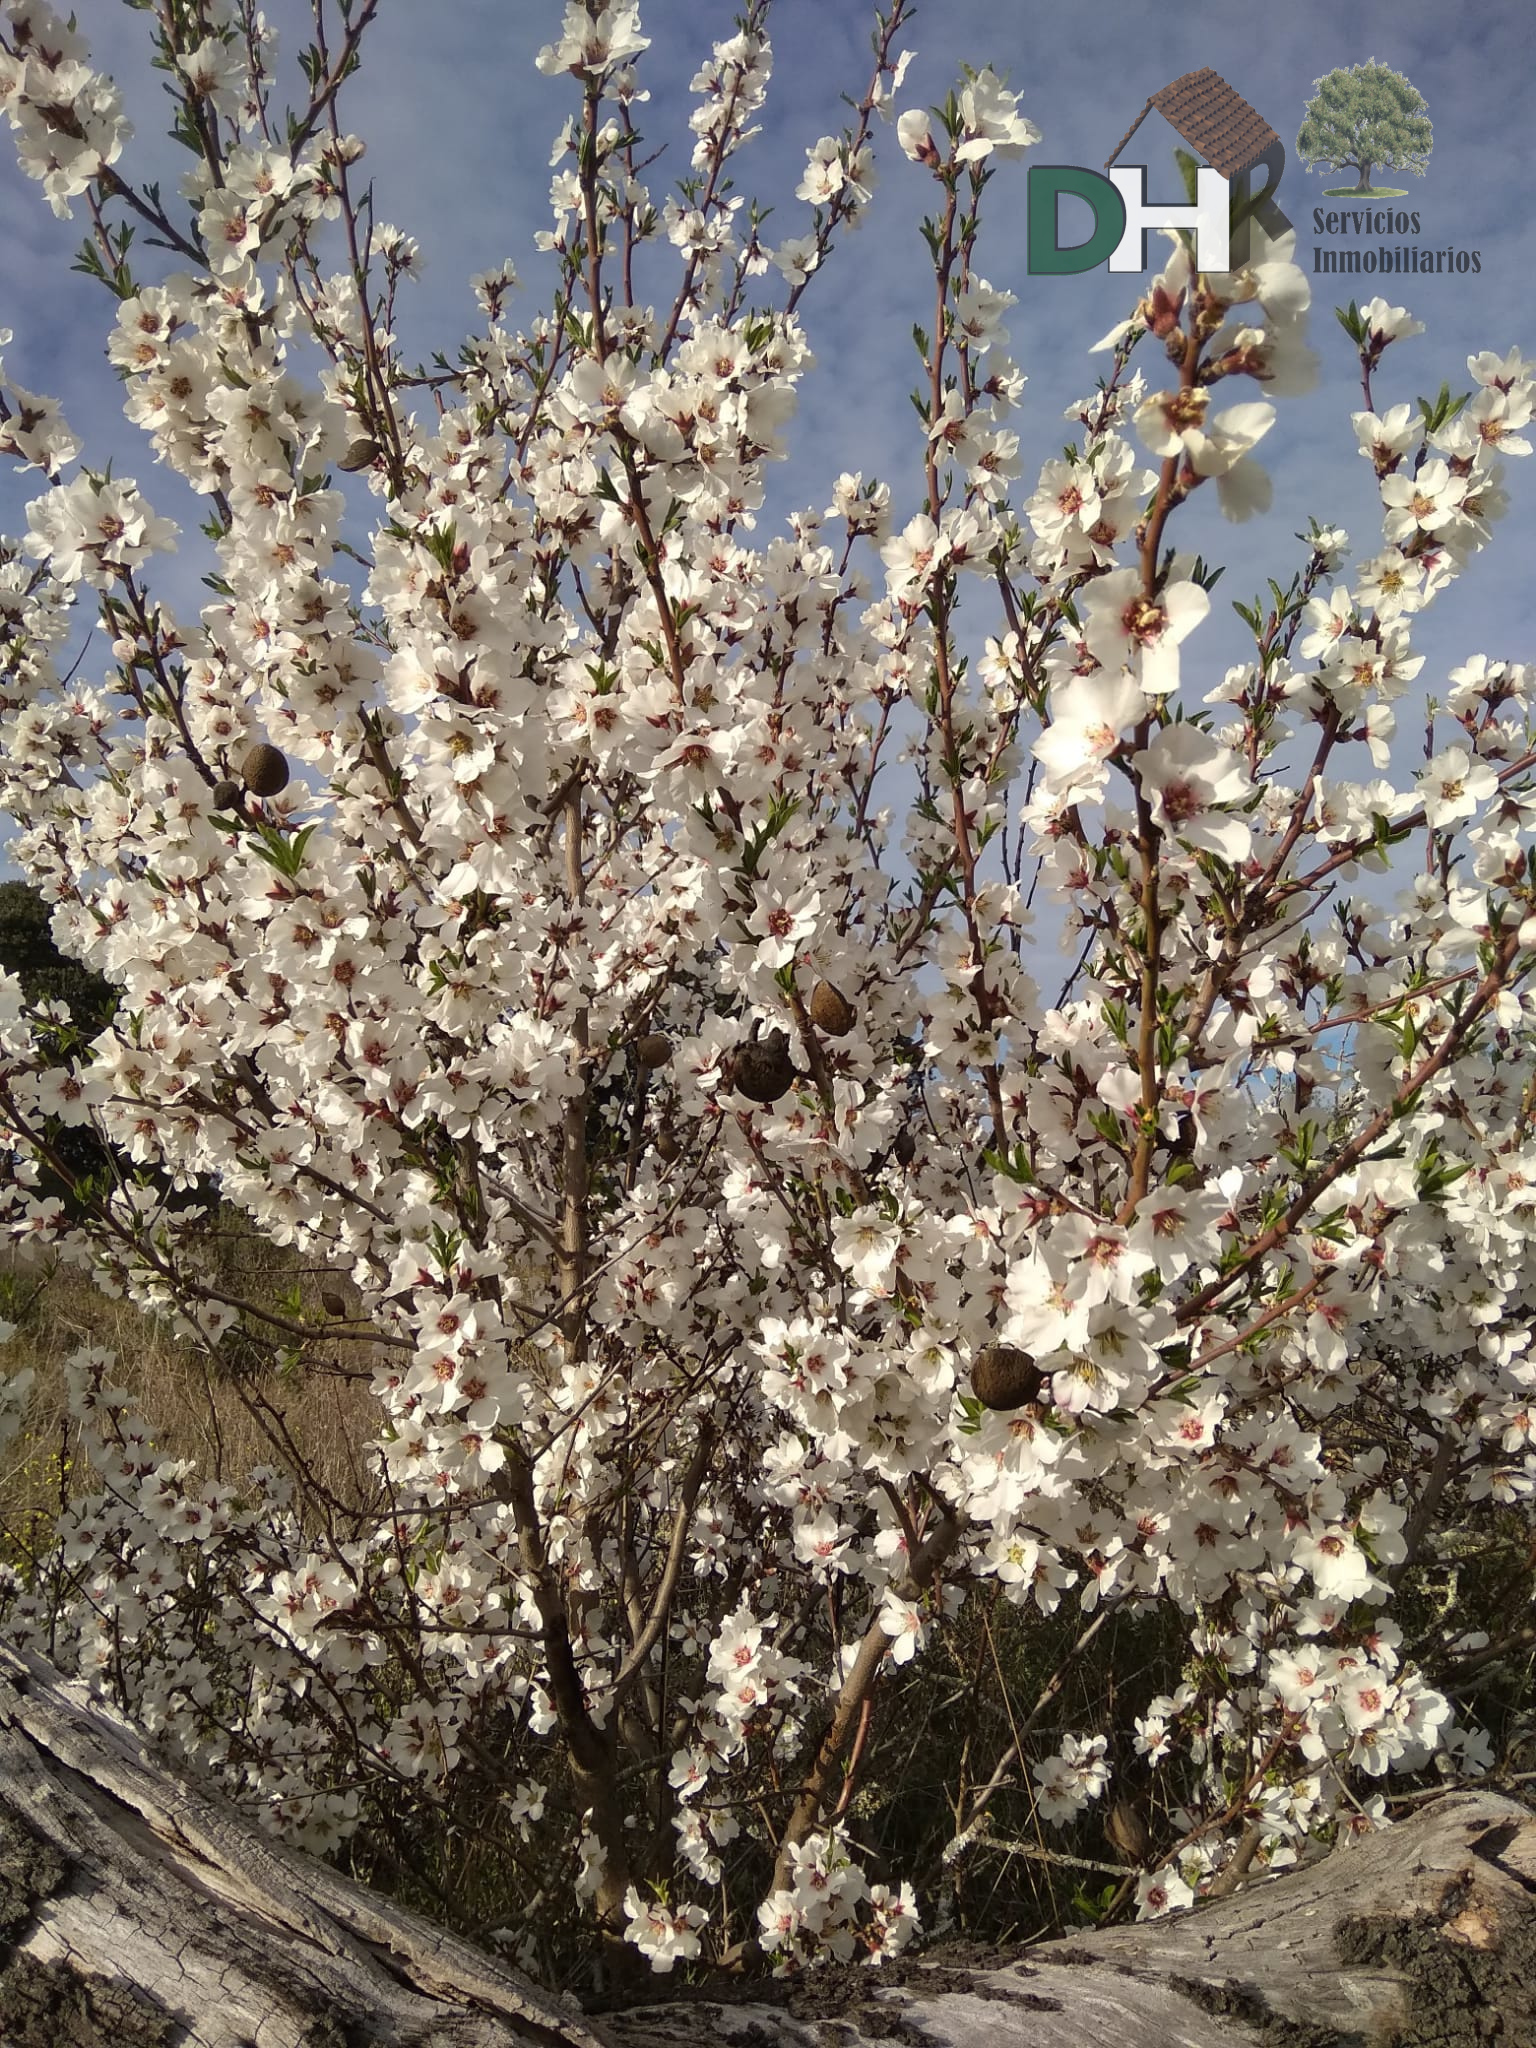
[0,1229,383,1565]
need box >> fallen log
[0,1640,607,2048]
[605,1787,1536,2048]
[2,1638,1532,2048]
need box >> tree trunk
[3,1638,1533,2048]
[1356,163,1373,191]
[610,1794,1536,2048]
[0,1640,609,2048]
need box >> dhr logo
[1026,68,1292,277]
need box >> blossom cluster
[0,0,1534,1979]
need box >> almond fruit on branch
[240,742,290,797]
[724,1027,797,1106]
[970,1343,1046,1411]
[809,979,857,1036]
[633,1032,672,1071]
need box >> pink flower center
[1159,778,1203,827]
[1121,596,1166,646]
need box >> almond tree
[0,0,1533,1982]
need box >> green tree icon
[1296,61,1432,195]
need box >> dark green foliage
[0,882,116,1031]
[1296,62,1432,192]
[0,882,119,1218]
[0,880,211,1223]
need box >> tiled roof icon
[1105,68,1280,181]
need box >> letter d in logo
[1026,167,1126,276]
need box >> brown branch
[608,1423,715,1708]
[771,1508,962,1892]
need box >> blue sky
[1,0,1532,820]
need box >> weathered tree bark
[0,1640,609,2048]
[610,1792,1536,2048]
[3,1637,1533,2048]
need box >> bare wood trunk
[0,1640,608,2048]
[612,1790,1536,2048]
[3,1637,1533,2048]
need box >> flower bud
[897,108,940,167]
